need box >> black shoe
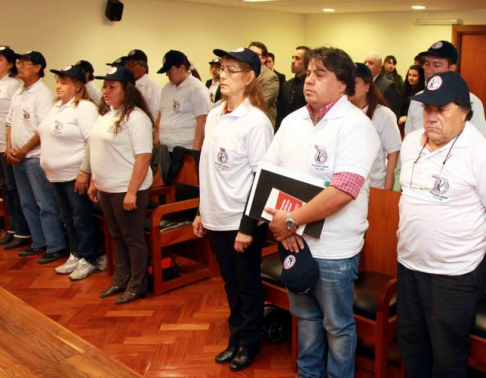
[0,233,14,245]
[215,346,238,364]
[229,346,259,372]
[37,250,67,265]
[99,285,126,298]
[4,237,30,250]
[18,246,46,257]
[114,291,142,305]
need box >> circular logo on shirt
[108,66,118,75]
[430,41,443,49]
[53,121,64,135]
[232,47,245,53]
[432,177,449,195]
[172,99,180,111]
[22,110,31,120]
[217,147,228,164]
[314,145,328,164]
[283,255,296,270]
[62,65,72,71]
[427,76,443,91]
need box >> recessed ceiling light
[323,8,336,12]
[412,5,426,10]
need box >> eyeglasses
[16,60,34,68]
[409,132,461,191]
[220,66,249,77]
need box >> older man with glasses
[397,71,486,378]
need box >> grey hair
[367,52,382,65]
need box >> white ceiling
[170,0,486,14]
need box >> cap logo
[129,50,136,56]
[76,60,82,65]
[115,58,122,64]
[108,66,118,75]
[231,47,245,53]
[26,50,33,54]
[431,41,443,49]
[0,47,5,51]
[212,58,219,63]
[62,65,72,71]
[427,76,443,91]
[283,255,297,270]
[163,57,167,64]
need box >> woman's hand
[87,181,98,203]
[193,215,207,237]
[234,232,253,253]
[123,191,137,211]
[74,171,90,194]
[398,115,406,126]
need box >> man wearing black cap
[6,51,67,262]
[75,60,102,106]
[205,58,221,105]
[124,49,161,121]
[405,40,486,136]
[397,71,486,377]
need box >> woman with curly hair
[87,66,153,305]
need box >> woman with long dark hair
[350,63,401,189]
[193,47,273,372]
[87,66,153,305]
[382,54,403,93]
[399,64,425,126]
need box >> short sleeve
[190,83,210,117]
[127,110,153,155]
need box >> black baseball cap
[94,65,135,85]
[278,239,319,295]
[411,71,469,106]
[125,49,148,63]
[426,40,458,64]
[75,60,94,75]
[50,65,87,84]
[14,50,47,69]
[213,47,261,77]
[0,46,16,63]
[157,50,188,74]
[106,56,126,67]
[208,58,221,66]
[355,62,372,79]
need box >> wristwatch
[286,213,298,231]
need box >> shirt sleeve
[35,88,54,126]
[128,110,153,155]
[190,83,210,117]
[75,101,100,141]
[246,115,274,172]
[404,99,422,136]
[470,93,486,137]
[330,172,365,199]
[148,82,162,122]
[375,106,402,154]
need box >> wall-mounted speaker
[105,0,124,22]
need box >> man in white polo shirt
[6,51,66,263]
[265,47,380,378]
[397,71,486,377]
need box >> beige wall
[305,9,486,78]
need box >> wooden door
[453,25,486,116]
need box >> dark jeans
[51,181,97,265]
[397,259,486,378]
[0,153,30,237]
[99,189,150,293]
[208,224,268,350]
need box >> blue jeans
[51,181,97,265]
[288,254,359,378]
[13,158,66,253]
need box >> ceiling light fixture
[323,8,336,12]
[411,5,426,10]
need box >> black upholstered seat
[353,272,397,320]
[261,254,284,288]
[472,294,486,338]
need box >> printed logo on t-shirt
[23,110,31,120]
[172,99,181,114]
[311,144,331,173]
[283,255,296,270]
[52,120,64,136]
[215,147,230,170]
[314,144,328,164]
[429,174,451,202]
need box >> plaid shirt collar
[306,97,340,124]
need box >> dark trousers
[397,259,486,378]
[208,224,268,350]
[99,189,150,293]
[51,181,97,265]
[0,153,30,236]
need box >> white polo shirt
[405,92,486,136]
[39,98,98,182]
[136,73,161,122]
[86,81,102,106]
[362,104,401,188]
[398,122,486,275]
[0,75,21,153]
[159,75,210,151]
[199,99,273,231]
[6,79,53,158]
[264,96,380,259]
[89,107,153,193]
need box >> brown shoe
[99,285,126,298]
[114,291,141,305]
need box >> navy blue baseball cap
[94,65,135,85]
[14,50,47,69]
[411,71,469,106]
[213,47,261,77]
[50,65,87,84]
[106,56,126,67]
[355,62,373,79]
[426,40,458,64]
[157,50,188,74]
[0,46,16,63]
[125,49,148,63]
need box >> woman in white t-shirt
[193,47,273,372]
[87,66,153,305]
[349,63,401,189]
[39,65,99,280]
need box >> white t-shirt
[208,79,219,103]
[39,98,98,182]
[6,79,53,158]
[136,73,161,122]
[0,75,20,153]
[398,123,486,275]
[89,107,153,193]
[159,75,210,151]
[264,96,380,259]
[405,92,486,136]
[362,104,401,189]
[86,81,102,106]
[199,99,273,231]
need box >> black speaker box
[105,0,124,22]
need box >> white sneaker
[55,254,80,274]
[69,258,97,281]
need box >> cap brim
[50,69,86,84]
[157,63,171,74]
[213,49,231,59]
[94,75,113,81]
[411,92,455,107]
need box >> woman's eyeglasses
[220,66,249,77]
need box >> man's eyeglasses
[16,60,34,68]
[220,66,249,77]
